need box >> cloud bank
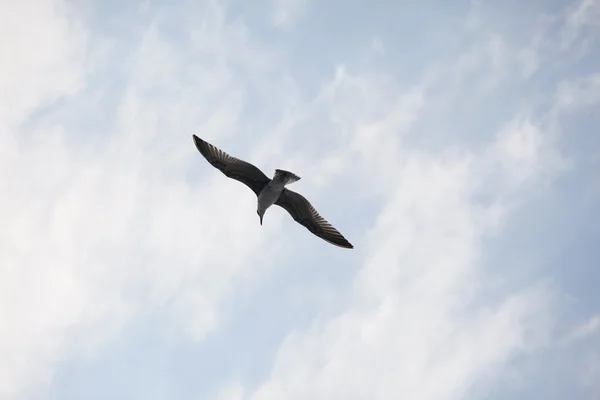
[1,0,598,399]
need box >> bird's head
[257,209,264,225]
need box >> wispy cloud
[1,0,598,399]
[243,65,563,399]
[270,0,308,28]
[562,314,600,344]
[1,0,287,397]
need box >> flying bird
[192,134,353,249]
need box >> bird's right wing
[193,135,270,196]
[275,188,353,249]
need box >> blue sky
[1,0,599,399]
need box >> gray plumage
[192,134,353,249]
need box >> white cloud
[245,121,557,400]
[562,0,600,50]
[0,0,86,130]
[271,0,307,28]
[497,119,541,165]
[562,314,600,344]
[555,73,600,111]
[1,0,598,398]
[0,0,289,397]
[490,116,566,188]
[218,382,246,400]
[225,41,567,400]
[0,0,89,397]
[230,3,594,398]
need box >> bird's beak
[259,215,263,225]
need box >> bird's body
[192,134,353,249]
[257,169,300,222]
[257,182,282,216]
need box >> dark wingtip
[329,237,354,249]
[192,134,208,154]
[192,134,202,146]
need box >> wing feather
[192,135,270,196]
[275,188,353,249]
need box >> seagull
[192,134,353,249]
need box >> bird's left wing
[193,134,270,197]
[275,188,353,249]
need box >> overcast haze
[1,0,599,399]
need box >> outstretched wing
[192,134,270,197]
[275,188,353,249]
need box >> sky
[1,0,599,399]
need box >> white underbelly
[257,185,282,211]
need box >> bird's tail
[273,169,301,185]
